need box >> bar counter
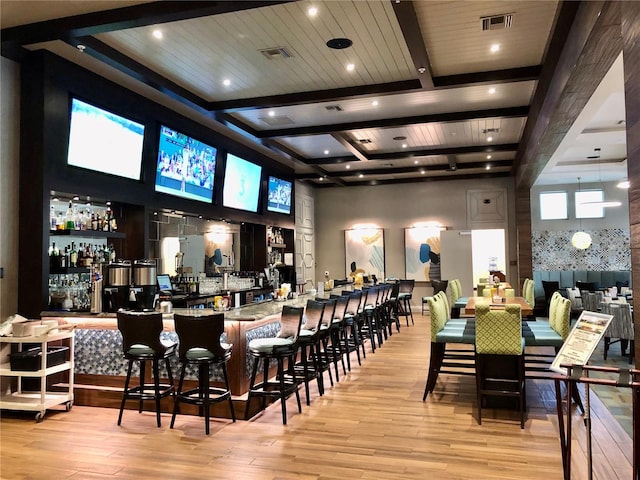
[41,294,321,415]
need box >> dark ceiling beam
[306,170,511,187]
[256,106,529,138]
[367,143,519,161]
[206,80,421,112]
[433,65,542,88]
[1,1,289,51]
[304,156,361,165]
[391,0,433,89]
[331,133,370,162]
[513,0,617,188]
[447,155,458,172]
[295,159,512,179]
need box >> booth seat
[532,270,631,301]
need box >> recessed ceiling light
[421,170,425,175]
[268,110,275,117]
[76,44,86,52]
[488,87,496,94]
[371,100,378,107]
[346,63,355,72]
[307,6,318,17]
[414,160,419,165]
[318,177,324,181]
[487,155,492,159]
[402,143,407,149]
[487,136,493,142]
[490,44,500,53]
[346,165,351,169]
[152,29,163,40]
[486,165,491,170]
[359,173,364,178]
[324,149,329,155]
[223,79,231,86]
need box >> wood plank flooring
[0,310,634,479]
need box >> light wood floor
[0,312,634,479]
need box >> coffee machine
[130,259,157,311]
[103,261,131,312]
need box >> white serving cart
[0,326,75,422]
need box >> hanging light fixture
[572,177,592,249]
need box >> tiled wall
[532,228,631,271]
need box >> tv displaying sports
[67,98,145,180]
[222,153,262,213]
[267,176,293,214]
[155,125,217,203]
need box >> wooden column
[621,0,640,368]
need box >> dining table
[464,296,533,317]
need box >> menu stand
[554,364,639,480]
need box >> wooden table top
[464,296,533,316]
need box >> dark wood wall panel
[515,187,532,295]
[621,0,640,368]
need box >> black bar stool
[116,310,177,427]
[170,312,235,435]
[245,305,304,425]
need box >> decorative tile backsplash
[532,228,630,271]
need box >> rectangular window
[576,190,604,218]
[540,191,567,220]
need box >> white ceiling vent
[259,47,293,59]
[259,115,295,127]
[481,13,514,31]
[482,128,500,134]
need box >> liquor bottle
[49,242,58,270]
[50,206,57,230]
[96,212,103,231]
[78,243,84,265]
[91,212,98,231]
[60,247,68,269]
[109,208,117,232]
[65,201,76,230]
[70,242,78,268]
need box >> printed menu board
[550,310,613,374]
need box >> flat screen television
[222,153,262,213]
[155,125,217,203]
[67,98,145,180]
[267,176,293,214]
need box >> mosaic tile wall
[532,228,631,271]
[75,329,229,381]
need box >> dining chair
[601,302,635,363]
[475,303,526,429]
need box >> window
[540,192,567,220]
[576,190,604,218]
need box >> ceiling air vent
[358,138,372,144]
[481,13,514,31]
[259,47,293,59]
[482,128,500,134]
[325,105,343,112]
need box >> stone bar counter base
[42,293,320,419]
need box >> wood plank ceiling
[1,0,574,187]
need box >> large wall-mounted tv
[267,176,293,215]
[155,125,217,203]
[222,153,262,213]
[67,98,145,180]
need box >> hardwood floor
[0,311,634,479]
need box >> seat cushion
[248,337,294,353]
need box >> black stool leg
[221,363,236,422]
[139,360,146,413]
[277,357,288,425]
[201,364,210,435]
[170,362,187,429]
[289,353,302,413]
[118,359,134,425]
[244,356,259,420]
[152,359,162,427]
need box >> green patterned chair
[422,291,475,400]
[447,278,470,318]
[475,303,526,428]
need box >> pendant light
[572,177,592,249]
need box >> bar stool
[170,312,235,435]
[116,310,177,427]
[245,305,304,425]
[398,279,415,326]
